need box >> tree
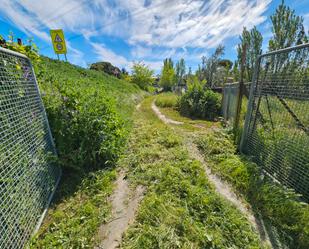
[269,0,308,51]
[218,59,233,70]
[175,58,186,86]
[201,45,225,87]
[131,62,154,90]
[90,62,122,78]
[237,26,263,82]
[160,58,176,91]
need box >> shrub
[155,93,179,108]
[178,85,221,120]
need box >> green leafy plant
[131,62,155,91]
[178,84,221,120]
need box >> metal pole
[240,56,261,153]
[57,54,60,60]
[64,53,67,62]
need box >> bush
[155,93,179,108]
[90,61,121,78]
[178,85,221,120]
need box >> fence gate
[0,47,61,248]
[241,44,309,201]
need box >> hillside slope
[36,57,142,124]
[30,57,143,247]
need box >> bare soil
[151,101,183,125]
[95,171,144,249]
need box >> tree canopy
[269,0,308,51]
[160,58,176,91]
[131,62,154,90]
[237,26,263,82]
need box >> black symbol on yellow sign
[54,34,63,43]
[56,43,63,51]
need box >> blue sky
[0,0,309,73]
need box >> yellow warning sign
[50,29,67,54]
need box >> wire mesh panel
[241,44,309,201]
[222,83,240,124]
[0,47,61,248]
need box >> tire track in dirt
[186,138,274,248]
[151,102,274,248]
[95,170,144,249]
[151,101,183,125]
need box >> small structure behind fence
[0,47,61,248]
[240,44,309,201]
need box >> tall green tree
[269,0,308,51]
[237,26,263,82]
[131,62,154,90]
[160,58,176,91]
[201,45,225,87]
[175,58,186,86]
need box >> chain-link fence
[222,83,240,124]
[222,82,250,128]
[0,47,61,248]
[241,44,309,201]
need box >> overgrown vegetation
[30,169,116,248]
[120,97,264,248]
[196,130,309,249]
[29,57,143,247]
[178,85,221,120]
[36,57,141,172]
[155,92,179,108]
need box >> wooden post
[234,43,246,132]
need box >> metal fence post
[240,56,260,152]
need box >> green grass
[29,57,144,247]
[30,169,116,248]
[154,98,309,248]
[155,93,220,131]
[195,130,309,249]
[36,57,143,125]
[120,97,264,249]
[155,92,179,108]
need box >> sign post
[50,29,67,61]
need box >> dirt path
[96,171,144,249]
[151,104,274,248]
[151,101,183,125]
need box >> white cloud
[0,0,272,66]
[90,42,130,68]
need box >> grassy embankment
[120,96,264,248]
[30,57,143,248]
